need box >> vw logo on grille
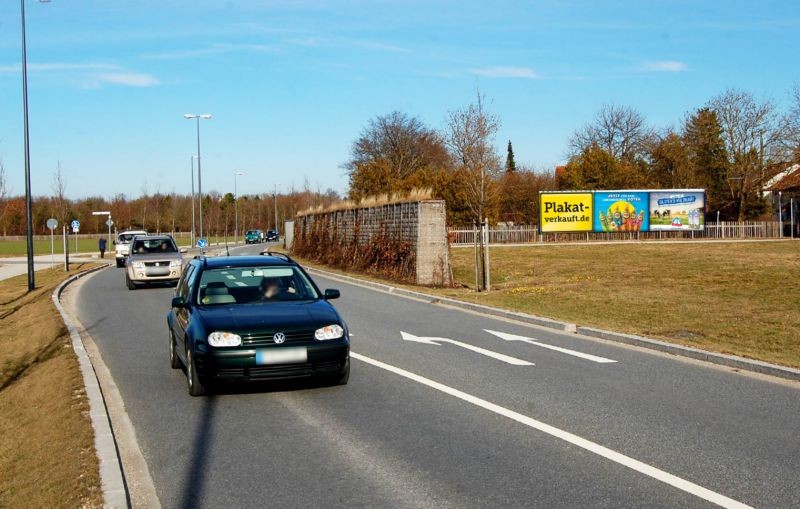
[273,332,286,344]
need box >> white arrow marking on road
[484,330,617,364]
[401,331,533,366]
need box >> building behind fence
[448,221,788,246]
[292,200,451,286]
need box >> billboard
[649,191,705,231]
[539,192,593,233]
[539,189,705,233]
[593,191,649,232]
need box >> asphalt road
[72,244,800,508]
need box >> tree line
[0,163,340,237]
[347,86,800,225]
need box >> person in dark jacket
[98,237,107,258]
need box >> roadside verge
[304,266,800,383]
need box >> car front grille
[215,360,344,380]
[241,330,317,347]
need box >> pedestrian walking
[99,237,107,258]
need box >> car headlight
[169,259,182,267]
[315,324,344,341]
[132,261,145,269]
[208,331,242,347]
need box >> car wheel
[169,331,181,369]
[186,347,208,397]
[126,274,136,290]
[116,259,124,268]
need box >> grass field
[441,241,800,368]
[0,265,102,508]
[0,235,241,257]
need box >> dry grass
[442,242,800,368]
[297,188,433,216]
[0,265,103,508]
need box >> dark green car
[167,253,350,396]
[244,229,263,244]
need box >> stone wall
[292,200,451,286]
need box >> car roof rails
[260,251,295,263]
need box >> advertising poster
[539,192,593,233]
[593,191,650,232]
[649,191,706,231]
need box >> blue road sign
[196,238,208,248]
[71,220,80,232]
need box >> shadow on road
[178,395,217,509]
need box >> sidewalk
[0,253,104,282]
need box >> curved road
[72,244,800,508]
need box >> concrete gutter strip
[52,264,130,509]
[304,265,800,382]
[577,327,800,382]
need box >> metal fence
[448,221,786,246]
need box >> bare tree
[52,162,70,225]
[781,83,800,160]
[0,160,7,235]
[569,104,654,161]
[445,92,501,224]
[708,89,785,219]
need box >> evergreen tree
[682,108,730,216]
[505,140,516,173]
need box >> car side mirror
[323,289,340,300]
[179,248,188,253]
[171,296,188,308]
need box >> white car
[114,229,148,267]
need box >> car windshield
[131,238,177,254]
[197,266,319,306]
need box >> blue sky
[0,0,798,199]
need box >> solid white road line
[485,329,617,364]
[401,331,533,366]
[350,352,751,509]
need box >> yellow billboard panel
[540,192,593,232]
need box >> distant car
[166,253,350,396]
[244,229,263,244]
[125,235,186,290]
[114,229,148,268]
[265,229,279,242]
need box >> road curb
[52,264,130,509]
[576,327,800,381]
[304,267,577,333]
[305,266,800,382]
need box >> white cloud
[641,60,688,72]
[142,43,279,60]
[469,66,540,79]
[0,62,117,73]
[95,72,159,87]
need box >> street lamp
[190,155,199,247]
[184,113,211,242]
[233,171,244,243]
[21,0,51,292]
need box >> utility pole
[273,184,279,233]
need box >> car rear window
[131,238,178,254]
[196,266,319,305]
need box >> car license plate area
[256,347,308,365]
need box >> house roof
[767,164,800,192]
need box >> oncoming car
[244,229,263,244]
[114,229,147,267]
[167,253,350,396]
[125,235,186,289]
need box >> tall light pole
[184,114,211,241]
[233,171,244,243]
[21,0,51,291]
[190,155,198,247]
[273,184,279,233]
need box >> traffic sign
[106,219,114,227]
[46,218,58,230]
[70,220,80,232]
[196,238,208,248]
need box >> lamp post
[21,0,51,292]
[233,171,244,243]
[273,184,279,233]
[190,155,199,247]
[184,114,211,241]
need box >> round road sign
[46,218,58,230]
[71,220,80,230]
[196,238,208,248]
